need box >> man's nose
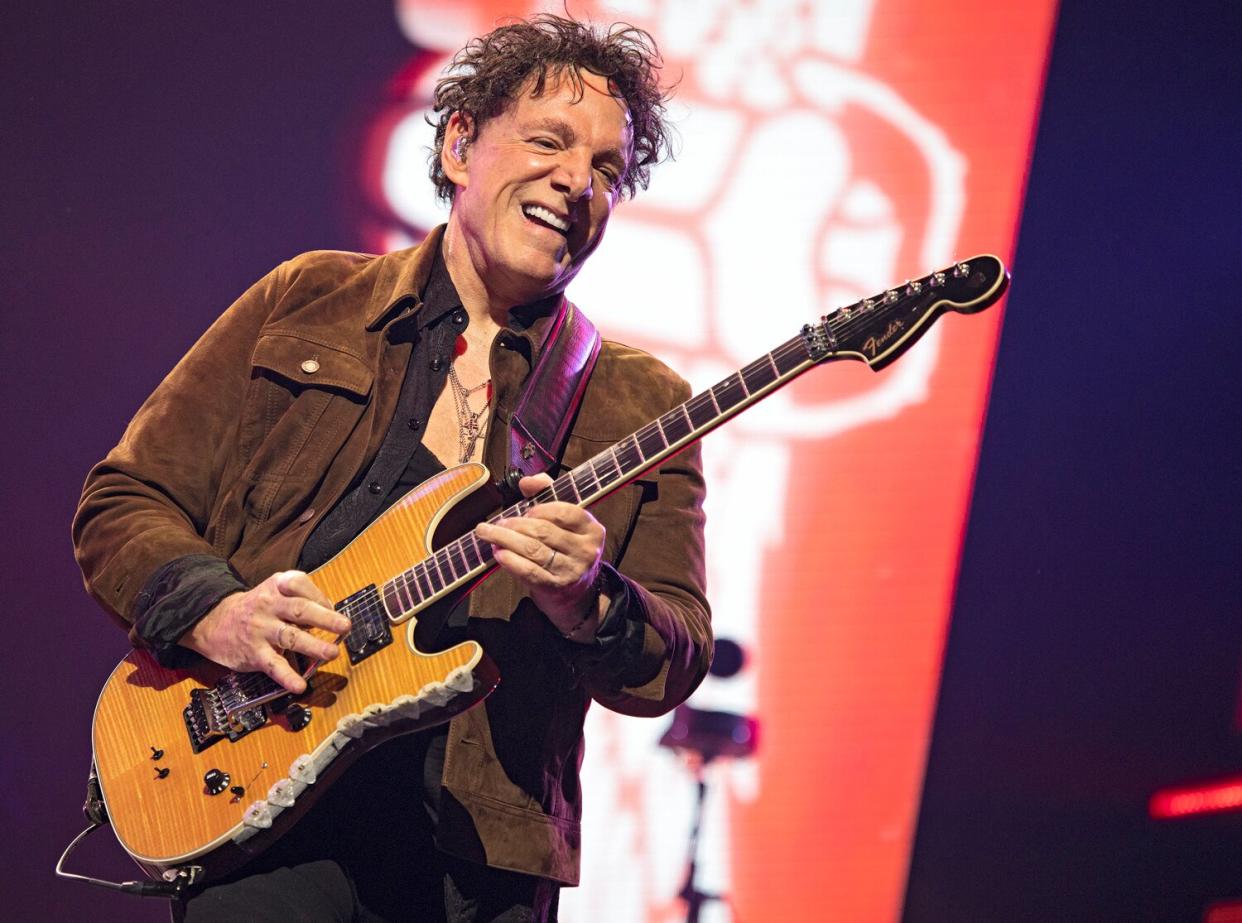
[552,150,594,202]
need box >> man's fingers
[279,595,351,635]
[274,570,333,608]
[491,547,557,583]
[477,520,562,563]
[274,622,340,662]
[517,473,554,498]
[264,649,308,695]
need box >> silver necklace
[447,363,490,463]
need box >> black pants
[173,731,559,922]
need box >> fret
[636,423,666,459]
[686,393,716,429]
[741,356,776,394]
[598,452,622,485]
[424,561,444,594]
[765,351,779,377]
[614,435,643,474]
[380,583,402,620]
[552,477,580,503]
[712,374,748,413]
[394,574,415,612]
[436,548,458,581]
[462,533,487,570]
[446,542,468,579]
[571,466,597,499]
[415,565,434,599]
[661,405,693,445]
[706,385,721,416]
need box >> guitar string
[227,280,978,702]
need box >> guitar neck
[381,255,1010,625]
[387,332,823,615]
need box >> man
[73,15,711,922]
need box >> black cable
[54,821,190,898]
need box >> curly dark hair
[428,14,672,203]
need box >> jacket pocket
[234,332,373,523]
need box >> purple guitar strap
[504,297,601,492]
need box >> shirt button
[430,355,444,371]
[296,508,316,525]
[300,359,320,374]
[451,310,467,327]
[367,481,382,495]
[407,418,423,431]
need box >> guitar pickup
[339,585,392,665]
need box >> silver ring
[544,549,557,571]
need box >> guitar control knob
[155,767,170,780]
[286,705,312,731]
[230,785,246,799]
[149,746,165,760]
[203,769,231,796]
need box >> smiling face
[441,69,634,311]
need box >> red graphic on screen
[352,1,1056,918]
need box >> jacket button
[367,481,382,495]
[430,355,444,371]
[300,359,320,374]
[407,418,422,431]
[296,508,316,525]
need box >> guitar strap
[504,297,601,491]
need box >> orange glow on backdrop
[359,1,1056,918]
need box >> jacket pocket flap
[251,333,372,397]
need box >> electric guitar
[91,255,1009,884]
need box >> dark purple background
[3,2,1240,920]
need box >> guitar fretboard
[378,330,826,621]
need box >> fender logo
[863,320,905,358]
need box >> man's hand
[475,474,608,637]
[179,570,351,694]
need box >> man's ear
[442,111,473,189]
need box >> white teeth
[523,205,569,232]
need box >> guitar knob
[285,704,312,731]
[203,769,230,796]
[149,746,165,760]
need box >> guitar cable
[54,761,197,900]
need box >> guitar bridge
[183,679,270,753]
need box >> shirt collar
[364,224,568,360]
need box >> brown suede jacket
[72,228,711,884]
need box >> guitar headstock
[801,255,1010,371]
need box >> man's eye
[532,137,558,149]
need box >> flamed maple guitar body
[91,254,1010,884]
[92,463,502,880]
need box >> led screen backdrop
[356,2,1055,919]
